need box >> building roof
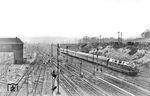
[0,37,23,44]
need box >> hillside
[130,37,150,43]
[21,36,79,44]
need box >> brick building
[0,37,23,64]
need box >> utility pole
[96,48,99,71]
[118,32,120,43]
[121,32,122,47]
[51,70,57,96]
[56,44,61,95]
[66,46,69,64]
[51,43,53,64]
[93,53,95,76]
[26,67,29,96]
[100,62,103,72]
[79,60,83,77]
[98,35,103,72]
[99,35,101,45]
[118,32,120,47]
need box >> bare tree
[141,29,150,38]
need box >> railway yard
[0,44,150,96]
[1,0,150,95]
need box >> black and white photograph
[0,0,150,96]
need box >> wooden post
[80,60,82,77]
[118,32,120,47]
[121,32,122,47]
[93,54,95,76]
[96,48,99,71]
[100,62,103,72]
[97,57,98,71]
[51,43,53,64]
[66,46,69,64]
[26,67,29,96]
[56,44,61,95]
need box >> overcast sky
[0,0,150,39]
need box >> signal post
[56,44,61,95]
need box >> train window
[121,61,125,65]
[109,59,113,62]
[123,62,127,65]
[110,59,115,62]
[131,63,135,68]
[119,61,122,63]
[126,62,130,66]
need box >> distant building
[0,37,23,64]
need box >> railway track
[48,61,83,96]
[69,60,149,96]
[0,45,49,96]
[0,60,13,80]
[52,60,110,96]
[71,58,150,96]
[60,75,82,96]
[60,52,150,96]
[3,44,150,96]
[6,55,42,96]
[39,64,46,96]
[43,64,52,95]
[54,56,129,96]
[6,64,36,96]
[28,54,48,96]
[62,63,132,96]
[32,65,43,96]
[49,46,148,96]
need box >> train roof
[109,58,136,68]
[76,51,89,55]
[98,55,108,60]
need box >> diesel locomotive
[60,48,139,76]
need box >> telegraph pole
[26,67,29,96]
[93,53,95,76]
[51,70,57,96]
[99,35,103,72]
[99,35,101,45]
[96,48,99,71]
[66,46,69,64]
[79,60,83,77]
[51,43,53,64]
[121,32,122,47]
[51,43,55,96]
[118,32,120,47]
[56,44,61,95]
[118,32,120,42]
